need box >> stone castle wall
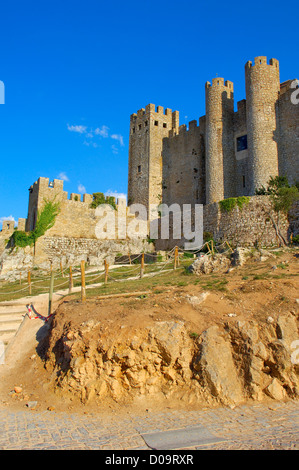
[162,118,206,207]
[278,80,299,186]
[245,57,280,195]
[128,104,179,215]
[34,235,153,268]
[155,196,297,251]
[205,78,235,203]
[24,177,134,240]
[128,57,299,209]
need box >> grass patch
[189,332,200,339]
[199,278,228,292]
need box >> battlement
[168,119,200,138]
[130,104,180,135]
[1,218,26,234]
[131,104,179,120]
[205,78,234,92]
[245,56,279,70]
[1,220,15,232]
[28,177,127,212]
[144,104,174,116]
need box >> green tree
[256,177,299,246]
[10,199,60,248]
[90,192,116,210]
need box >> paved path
[0,400,298,450]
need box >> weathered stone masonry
[128,56,299,209]
[1,56,298,265]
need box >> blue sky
[0,0,297,225]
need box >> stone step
[0,311,26,319]
[0,318,23,329]
[0,305,28,313]
[0,304,27,349]
[0,329,18,344]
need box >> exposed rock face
[43,312,299,407]
[0,236,153,281]
[193,326,244,405]
[0,246,34,281]
[231,247,251,267]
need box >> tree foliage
[90,192,116,210]
[256,176,299,246]
[11,199,60,248]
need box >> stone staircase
[0,303,27,350]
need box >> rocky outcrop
[0,236,154,281]
[193,326,244,405]
[0,246,34,281]
[43,312,299,407]
[189,253,231,275]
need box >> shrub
[10,199,60,248]
[90,193,116,210]
[219,196,250,213]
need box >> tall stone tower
[205,78,235,204]
[128,104,179,218]
[245,57,280,194]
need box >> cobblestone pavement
[0,400,298,450]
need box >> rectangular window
[154,120,159,126]
[138,124,142,130]
[237,135,248,152]
[242,175,246,188]
[138,165,141,173]
[163,123,167,128]
[145,120,148,126]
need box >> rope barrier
[0,241,234,299]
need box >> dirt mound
[40,305,299,408]
[1,248,298,413]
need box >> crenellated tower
[205,78,235,204]
[128,104,179,218]
[245,57,280,194]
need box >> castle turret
[205,78,235,204]
[245,57,280,194]
[128,104,179,218]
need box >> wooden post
[211,239,214,255]
[174,246,178,270]
[48,271,55,316]
[81,261,86,303]
[140,253,145,278]
[104,259,109,284]
[28,271,31,295]
[69,266,73,294]
[226,241,233,252]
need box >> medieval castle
[1,56,299,263]
[128,56,299,213]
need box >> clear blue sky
[0,0,297,224]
